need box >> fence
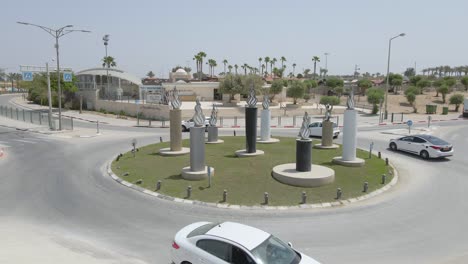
[0,105,74,130]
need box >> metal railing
[0,105,74,130]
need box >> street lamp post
[17,21,90,130]
[384,33,406,120]
[354,64,360,79]
[103,34,110,100]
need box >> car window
[196,239,230,262]
[251,235,301,264]
[412,137,427,143]
[423,136,449,145]
[187,223,218,238]
[400,137,413,142]
[231,245,255,264]
[309,122,318,128]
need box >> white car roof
[205,222,270,250]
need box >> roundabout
[111,136,393,206]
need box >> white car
[182,117,211,132]
[171,221,321,264]
[389,134,454,159]
[308,121,340,138]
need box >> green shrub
[449,93,464,111]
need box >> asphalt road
[1,94,468,263]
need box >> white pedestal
[342,110,357,161]
[260,109,271,141]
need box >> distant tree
[319,96,340,110]
[409,75,422,86]
[102,56,117,68]
[183,67,192,73]
[219,74,244,101]
[146,71,155,78]
[264,57,270,74]
[296,73,304,79]
[325,77,344,89]
[437,84,449,103]
[406,92,417,112]
[449,93,464,111]
[416,79,431,94]
[405,86,420,97]
[286,80,305,104]
[303,80,318,93]
[387,73,403,94]
[223,59,228,75]
[333,86,344,97]
[443,76,456,88]
[312,56,320,80]
[292,63,297,75]
[269,80,284,102]
[404,67,416,77]
[433,79,444,97]
[171,65,183,72]
[242,74,263,94]
[461,76,468,91]
[366,87,385,114]
[357,79,373,95]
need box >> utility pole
[46,63,53,129]
[103,34,110,99]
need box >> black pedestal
[296,139,312,172]
[245,107,257,153]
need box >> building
[169,68,191,82]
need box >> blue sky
[2,0,467,78]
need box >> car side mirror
[287,242,293,248]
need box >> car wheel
[390,142,397,151]
[182,126,187,132]
[420,150,429,159]
[181,262,192,264]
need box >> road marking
[12,139,38,144]
[0,144,10,148]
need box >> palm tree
[280,56,287,69]
[242,63,249,75]
[258,58,263,75]
[312,56,320,80]
[271,58,277,76]
[292,63,297,76]
[264,57,270,75]
[194,51,207,80]
[228,65,233,73]
[102,56,117,68]
[207,59,217,77]
[234,64,239,75]
[7,73,22,89]
[261,64,266,76]
[222,59,228,75]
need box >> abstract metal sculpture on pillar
[206,104,223,144]
[257,93,279,144]
[235,83,264,157]
[332,87,365,166]
[272,112,335,187]
[159,86,190,156]
[182,98,215,180]
[314,104,339,149]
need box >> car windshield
[421,136,449,145]
[250,235,301,264]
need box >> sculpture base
[181,166,215,180]
[206,139,224,144]
[235,149,264,157]
[272,163,335,187]
[257,138,280,144]
[314,144,339,149]
[159,147,190,156]
[332,156,365,167]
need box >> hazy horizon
[2,0,467,79]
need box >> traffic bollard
[187,186,192,198]
[160,136,163,143]
[234,116,237,127]
[71,117,74,130]
[264,192,269,205]
[301,191,307,204]
[381,174,386,184]
[336,188,342,199]
[363,182,369,192]
[23,109,25,121]
[233,130,236,136]
[385,157,389,166]
[30,111,33,123]
[369,142,374,159]
[293,116,296,127]
[378,151,381,159]
[156,180,161,191]
[16,109,18,120]
[222,190,227,203]
[96,120,100,134]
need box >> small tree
[443,76,456,88]
[449,93,464,111]
[437,84,449,103]
[433,79,444,97]
[286,81,305,104]
[416,79,431,94]
[366,88,385,114]
[357,79,373,95]
[319,96,340,110]
[406,92,417,112]
[219,74,244,101]
[326,77,344,90]
[269,80,284,102]
[461,76,468,91]
[146,71,155,78]
[405,86,420,97]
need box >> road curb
[105,154,399,210]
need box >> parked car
[389,134,454,159]
[308,121,340,138]
[171,221,321,264]
[182,117,211,132]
